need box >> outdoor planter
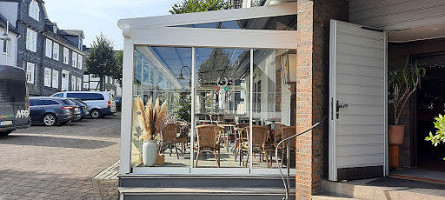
[389,125,405,145]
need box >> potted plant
[425,114,445,160]
[389,58,426,145]
[134,97,167,166]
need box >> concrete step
[119,174,295,188]
[312,194,358,200]
[321,178,445,200]
[119,187,295,200]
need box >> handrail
[275,117,327,200]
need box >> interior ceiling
[388,22,445,43]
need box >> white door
[61,71,69,91]
[329,20,387,181]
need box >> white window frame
[77,54,83,69]
[71,75,77,91]
[28,0,40,21]
[45,38,52,57]
[26,62,35,84]
[61,70,70,91]
[44,67,51,87]
[72,52,77,68]
[52,70,59,88]
[63,47,69,64]
[53,42,59,60]
[26,28,37,52]
[117,2,299,175]
[77,77,82,91]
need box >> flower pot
[142,140,158,166]
[389,125,405,145]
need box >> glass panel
[194,48,250,168]
[132,46,192,168]
[252,49,297,169]
[173,15,296,31]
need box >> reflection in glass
[173,15,296,31]
[194,48,250,168]
[131,46,192,168]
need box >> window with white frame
[44,67,51,87]
[53,42,59,60]
[52,70,59,88]
[28,0,40,21]
[105,76,108,84]
[72,52,77,67]
[26,28,37,52]
[77,54,83,69]
[71,76,77,90]
[45,38,52,58]
[63,47,69,64]
[26,62,35,84]
[2,40,8,53]
[77,77,82,91]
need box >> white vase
[142,140,158,166]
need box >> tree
[113,50,123,86]
[169,0,232,14]
[85,34,116,91]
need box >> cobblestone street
[0,114,121,199]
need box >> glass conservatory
[118,2,299,175]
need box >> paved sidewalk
[0,114,121,199]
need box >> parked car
[52,91,116,119]
[115,96,122,111]
[0,65,31,135]
[68,98,90,119]
[29,97,75,126]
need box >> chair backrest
[162,124,179,141]
[281,126,297,149]
[195,125,220,148]
[247,125,269,148]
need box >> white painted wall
[0,28,18,66]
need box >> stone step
[119,174,295,188]
[312,194,359,200]
[119,187,295,200]
[321,178,445,200]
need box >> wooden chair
[195,125,221,168]
[280,126,297,166]
[176,124,190,155]
[243,125,272,168]
[160,124,181,159]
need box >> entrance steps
[118,174,295,200]
[319,178,445,200]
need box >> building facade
[1,0,86,96]
[0,1,19,66]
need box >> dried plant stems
[137,97,168,141]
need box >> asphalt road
[0,113,121,199]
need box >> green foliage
[425,114,445,160]
[86,34,117,90]
[169,0,232,14]
[177,92,191,122]
[113,50,123,86]
[389,57,426,125]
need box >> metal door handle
[336,100,348,119]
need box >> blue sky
[45,0,177,50]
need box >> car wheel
[0,130,12,136]
[90,109,101,119]
[43,114,57,126]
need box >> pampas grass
[137,97,168,141]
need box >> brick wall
[295,0,348,199]
[388,38,445,167]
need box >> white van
[52,91,116,119]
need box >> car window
[43,100,59,105]
[53,93,63,97]
[67,93,104,101]
[29,99,44,106]
[0,80,13,103]
[62,99,76,106]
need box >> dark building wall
[16,0,85,96]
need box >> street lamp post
[177,66,192,87]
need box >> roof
[59,29,85,39]
[0,13,19,34]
